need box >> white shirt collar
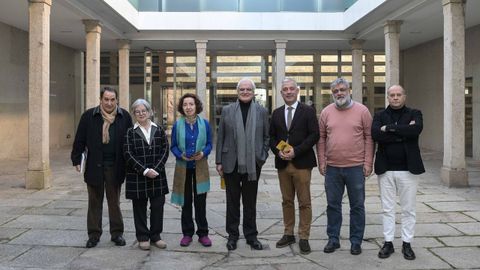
[134,121,158,129]
[285,101,299,110]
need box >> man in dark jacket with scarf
[71,87,133,248]
[372,85,425,261]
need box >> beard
[334,95,351,108]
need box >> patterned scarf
[100,105,117,144]
[171,117,210,206]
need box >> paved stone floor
[0,147,479,269]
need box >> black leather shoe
[111,235,126,246]
[402,242,416,260]
[247,238,263,250]
[226,239,237,251]
[323,241,340,253]
[86,238,99,248]
[350,244,362,255]
[299,239,311,255]
[378,241,395,259]
[276,235,296,248]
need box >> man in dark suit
[269,78,319,254]
[71,87,132,248]
[372,85,425,260]
[216,78,270,251]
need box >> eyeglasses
[332,88,349,94]
[239,88,253,92]
[134,110,148,115]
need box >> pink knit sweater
[316,102,374,169]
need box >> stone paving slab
[438,236,480,247]
[430,247,480,269]
[0,244,31,263]
[0,228,27,242]
[2,215,86,230]
[447,222,480,235]
[69,247,148,270]
[145,251,226,270]
[6,246,84,269]
[464,211,480,221]
[426,201,480,212]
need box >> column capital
[384,20,402,34]
[442,0,466,6]
[28,0,52,5]
[349,39,365,50]
[117,39,130,50]
[83,19,102,34]
[195,40,208,49]
[275,40,288,49]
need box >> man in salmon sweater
[317,78,374,255]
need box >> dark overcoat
[71,106,133,186]
[124,124,169,199]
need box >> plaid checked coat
[124,124,169,199]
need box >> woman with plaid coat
[124,99,169,251]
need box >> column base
[26,169,51,189]
[441,166,468,187]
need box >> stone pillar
[118,39,130,109]
[441,0,468,187]
[196,40,208,119]
[313,52,323,113]
[384,20,402,106]
[473,65,480,160]
[364,53,375,114]
[350,39,365,103]
[26,0,52,189]
[83,20,101,110]
[74,51,85,125]
[275,40,287,109]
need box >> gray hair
[236,77,256,91]
[131,98,153,115]
[330,77,350,90]
[282,77,299,89]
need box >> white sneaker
[154,239,167,249]
[138,241,150,250]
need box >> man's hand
[75,165,81,172]
[319,163,326,176]
[145,169,159,179]
[192,152,204,161]
[182,153,193,161]
[216,164,224,177]
[282,148,295,160]
[363,166,372,177]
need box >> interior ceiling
[0,0,479,52]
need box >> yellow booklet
[276,140,292,152]
[220,177,226,190]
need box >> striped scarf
[171,117,210,206]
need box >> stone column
[196,40,208,119]
[26,0,52,189]
[441,0,468,187]
[350,39,365,103]
[364,53,375,114]
[117,39,130,109]
[275,40,287,109]
[83,20,101,110]
[473,65,480,160]
[384,20,402,106]
[313,52,323,113]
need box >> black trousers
[181,168,208,237]
[132,195,165,242]
[224,165,261,241]
[86,166,124,240]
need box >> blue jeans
[324,165,365,245]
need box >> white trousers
[378,171,417,243]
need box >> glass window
[374,76,385,83]
[201,0,238,11]
[162,0,200,12]
[286,55,313,62]
[374,65,385,73]
[341,66,352,72]
[241,0,279,12]
[321,66,337,73]
[139,0,160,11]
[281,0,317,12]
[374,55,385,62]
[341,55,352,62]
[217,66,261,73]
[321,55,338,62]
[286,66,313,73]
[217,56,261,63]
[321,76,338,83]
